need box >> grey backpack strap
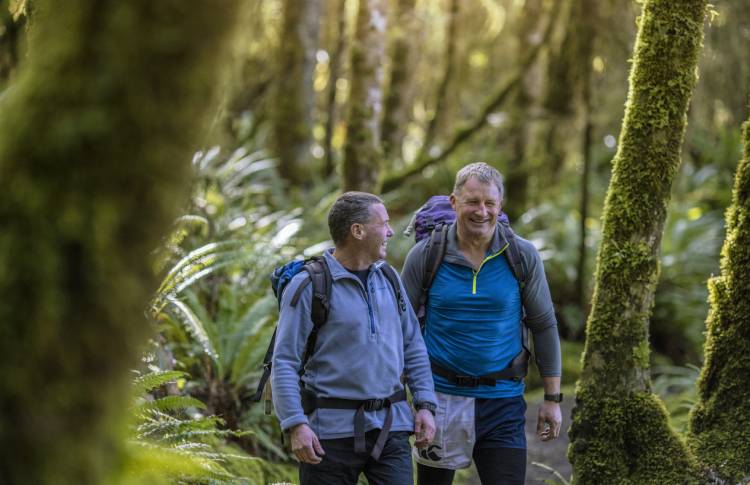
[380,264,407,314]
[417,224,449,328]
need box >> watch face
[544,393,563,403]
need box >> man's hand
[289,423,325,464]
[536,401,562,441]
[414,409,436,448]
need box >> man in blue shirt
[272,192,437,485]
[401,163,562,485]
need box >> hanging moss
[687,110,750,483]
[0,1,238,483]
[568,0,707,483]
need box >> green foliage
[123,368,297,485]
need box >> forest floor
[459,387,574,485]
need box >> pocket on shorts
[413,392,475,470]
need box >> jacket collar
[445,221,509,260]
[323,247,385,280]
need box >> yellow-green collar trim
[471,242,509,294]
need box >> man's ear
[449,193,457,211]
[350,223,364,240]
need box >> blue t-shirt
[424,250,524,398]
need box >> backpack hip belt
[430,348,529,387]
[301,388,407,460]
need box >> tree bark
[687,104,750,483]
[0,1,239,483]
[380,0,417,162]
[568,1,707,483]
[273,0,321,186]
[342,0,387,192]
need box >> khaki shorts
[413,392,476,470]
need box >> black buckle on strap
[455,375,480,387]
[363,398,386,411]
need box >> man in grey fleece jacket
[272,192,437,485]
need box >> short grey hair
[453,162,505,201]
[328,192,383,245]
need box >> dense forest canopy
[0,0,748,483]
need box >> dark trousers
[299,430,413,485]
[417,447,526,485]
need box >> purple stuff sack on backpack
[405,195,510,242]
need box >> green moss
[0,1,239,483]
[687,111,750,482]
[569,390,699,484]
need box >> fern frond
[132,370,188,395]
[134,395,207,415]
[165,296,218,359]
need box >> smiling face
[358,203,394,262]
[450,176,501,243]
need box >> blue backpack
[252,256,406,406]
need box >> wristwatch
[415,401,437,416]
[544,393,563,403]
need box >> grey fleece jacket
[271,249,437,439]
[401,222,562,378]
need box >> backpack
[406,195,531,383]
[252,256,406,410]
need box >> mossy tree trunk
[0,1,238,483]
[687,106,750,483]
[380,0,416,162]
[273,0,320,186]
[568,1,707,483]
[342,0,387,192]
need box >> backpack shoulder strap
[380,264,407,314]
[298,257,332,374]
[500,223,526,291]
[416,223,449,327]
[422,223,449,294]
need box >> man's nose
[386,224,394,238]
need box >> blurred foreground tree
[0,1,239,483]
[687,105,750,483]
[343,0,387,192]
[568,0,707,483]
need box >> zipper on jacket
[471,243,509,294]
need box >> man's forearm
[542,376,561,395]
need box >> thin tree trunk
[380,0,417,162]
[569,1,707,483]
[687,103,750,483]
[323,0,348,178]
[0,1,239,483]
[574,0,596,313]
[503,0,542,221]
[416,0,458,163]
[274,0,320,186]
[342,0,387,192]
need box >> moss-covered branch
[568,0,707,483]
[0,1,238,483]
[687,105,750,483]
